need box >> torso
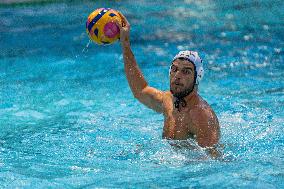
[162,91,218,140]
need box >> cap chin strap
[171,85,195,111]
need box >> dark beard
[170,85,195,111]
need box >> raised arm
[116,12,164,113]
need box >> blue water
[0,0,283,188]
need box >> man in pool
[116,14,221,157]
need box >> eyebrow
[172,64,193,70]
[183,67,193,71]
[183,67,193,70]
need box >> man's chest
[164,108,196,139]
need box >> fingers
[113,19,122,30]
[114,10,130,44]
[116,11,130,28]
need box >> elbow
[133,87,147,100]
[133,92,142,100]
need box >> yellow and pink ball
[86,8,122,45]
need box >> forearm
[121,42,148,97]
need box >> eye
[182,69,190,75]
[171,65,177,72]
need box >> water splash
[81,40,91,54]
[75,40,92,59]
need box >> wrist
[121,39,131,49]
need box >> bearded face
[170,58,196,96]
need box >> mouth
[173,81,183,86]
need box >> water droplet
[82,39,92,53]
[262,25,269,30]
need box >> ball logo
[104,22,119,38]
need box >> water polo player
[116,13,221,158]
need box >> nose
[174,70,182,79]
[171,74,181,82]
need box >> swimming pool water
[0,0,283,188]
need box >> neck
[182,88,197,102]
[171,86,198,111]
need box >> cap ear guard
[196,66,204,85]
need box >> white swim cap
[172,50,204,85]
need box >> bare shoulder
[162,91,173,107]
[163,91,173,100]
[189,97,219,130]
[189,96,220,147]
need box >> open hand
[115,11,131,46]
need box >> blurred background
[0,0,283,188]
